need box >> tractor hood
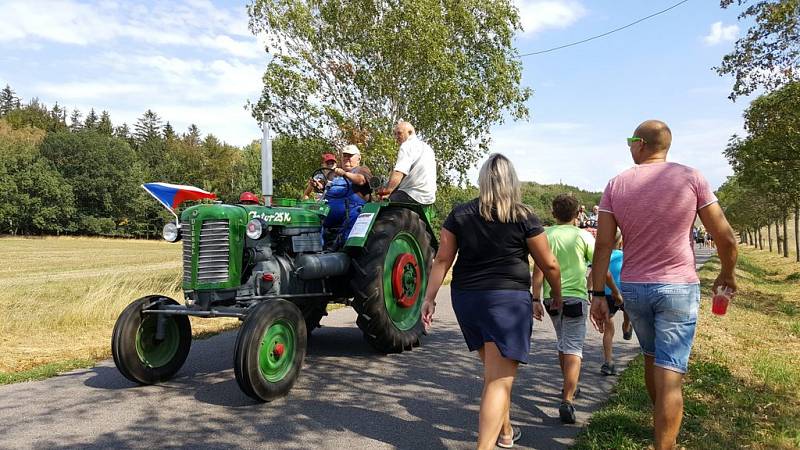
[178,200,329,291]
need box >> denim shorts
[620,282,700,373]
[545,297,588,358]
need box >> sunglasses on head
[626,137,647,146]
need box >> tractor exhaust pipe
[261,122,273,205]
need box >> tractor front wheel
[350,207,433,353]
[111,296,192,384]
[233,299,307,402]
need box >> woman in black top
[421,153,562,450]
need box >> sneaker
[600,362,616,376]
[559,401,576,424]
[622,324,633,340]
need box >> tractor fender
[343,202,438,250]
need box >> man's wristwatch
[532,297,542,303]
[590,290,606,297]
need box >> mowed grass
[574,246,800,450]
[0,236,240,377]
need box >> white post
[261,122,273,205]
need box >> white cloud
[0,0,262,59]
[514,0,587,36]
[37,81,150,100]
[0,1,112,44]
[479,117,739,192]
[703,22,739,46]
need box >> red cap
[322,153,337,163]
[239,192,260,204]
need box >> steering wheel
[310,168,334,194]
[310,167,352,198]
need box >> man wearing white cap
[334,144,373,200]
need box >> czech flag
[142,182,217,213]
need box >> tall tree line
[717,81,800,261]
[714,0,799,261]
[0,84,601,238]
[0,85,338,236]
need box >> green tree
[717,0,800,100]
[724,82,800,259]
[248,0,531,180]
[97,111,113,135]
[184,124,201,146]
[163,121,176,140]
[4,98,66,132]
[0,120,75,234]
[114,122,131,139]
[50,102,68,130]
[0,85,20,116]
[69,109,82,132]
[84,108,99,129]
[134,110,166,173]
[39,130,144,235]
[134,109,163,143]
[235,135,332,200]
[199,134,243,201]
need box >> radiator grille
[181,221,193,283]
[196,219,230,283]
[182,219,230,284]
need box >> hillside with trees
[0,85,599,237]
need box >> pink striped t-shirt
[598,162,717,284]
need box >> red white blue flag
[142,182,216,213]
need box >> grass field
[574,245,800,449]
[0,236,240,378]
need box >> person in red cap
[303,153,339,200]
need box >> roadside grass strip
[574,246,800,449]
[0,359,96,385]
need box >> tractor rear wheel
[112,296,192,384]
[233,299,307,402]
[350,207,433,353]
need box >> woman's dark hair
[552,193,580,223]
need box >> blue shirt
[605,249,623,295]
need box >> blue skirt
[451,288,533,364]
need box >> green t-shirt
[543,224,595,301]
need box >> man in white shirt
[379,121,437,205]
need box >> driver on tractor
[321,144,373,249]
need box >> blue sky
[0,0,752,192]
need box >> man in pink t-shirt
[590,120,738,450]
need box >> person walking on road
[590,120,738,450]
[421,153,562,450]
[599,229,632,376]
[532,193,621,424]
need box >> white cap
[342,144,360,155]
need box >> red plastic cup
[711,287,732,316]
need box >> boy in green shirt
[533,194,621,424]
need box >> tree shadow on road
[13,309,637,449]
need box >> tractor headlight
[162,222,180,242]
[246,218,266,240]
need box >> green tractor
[111,152,437,402]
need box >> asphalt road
[0,249,715,450]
